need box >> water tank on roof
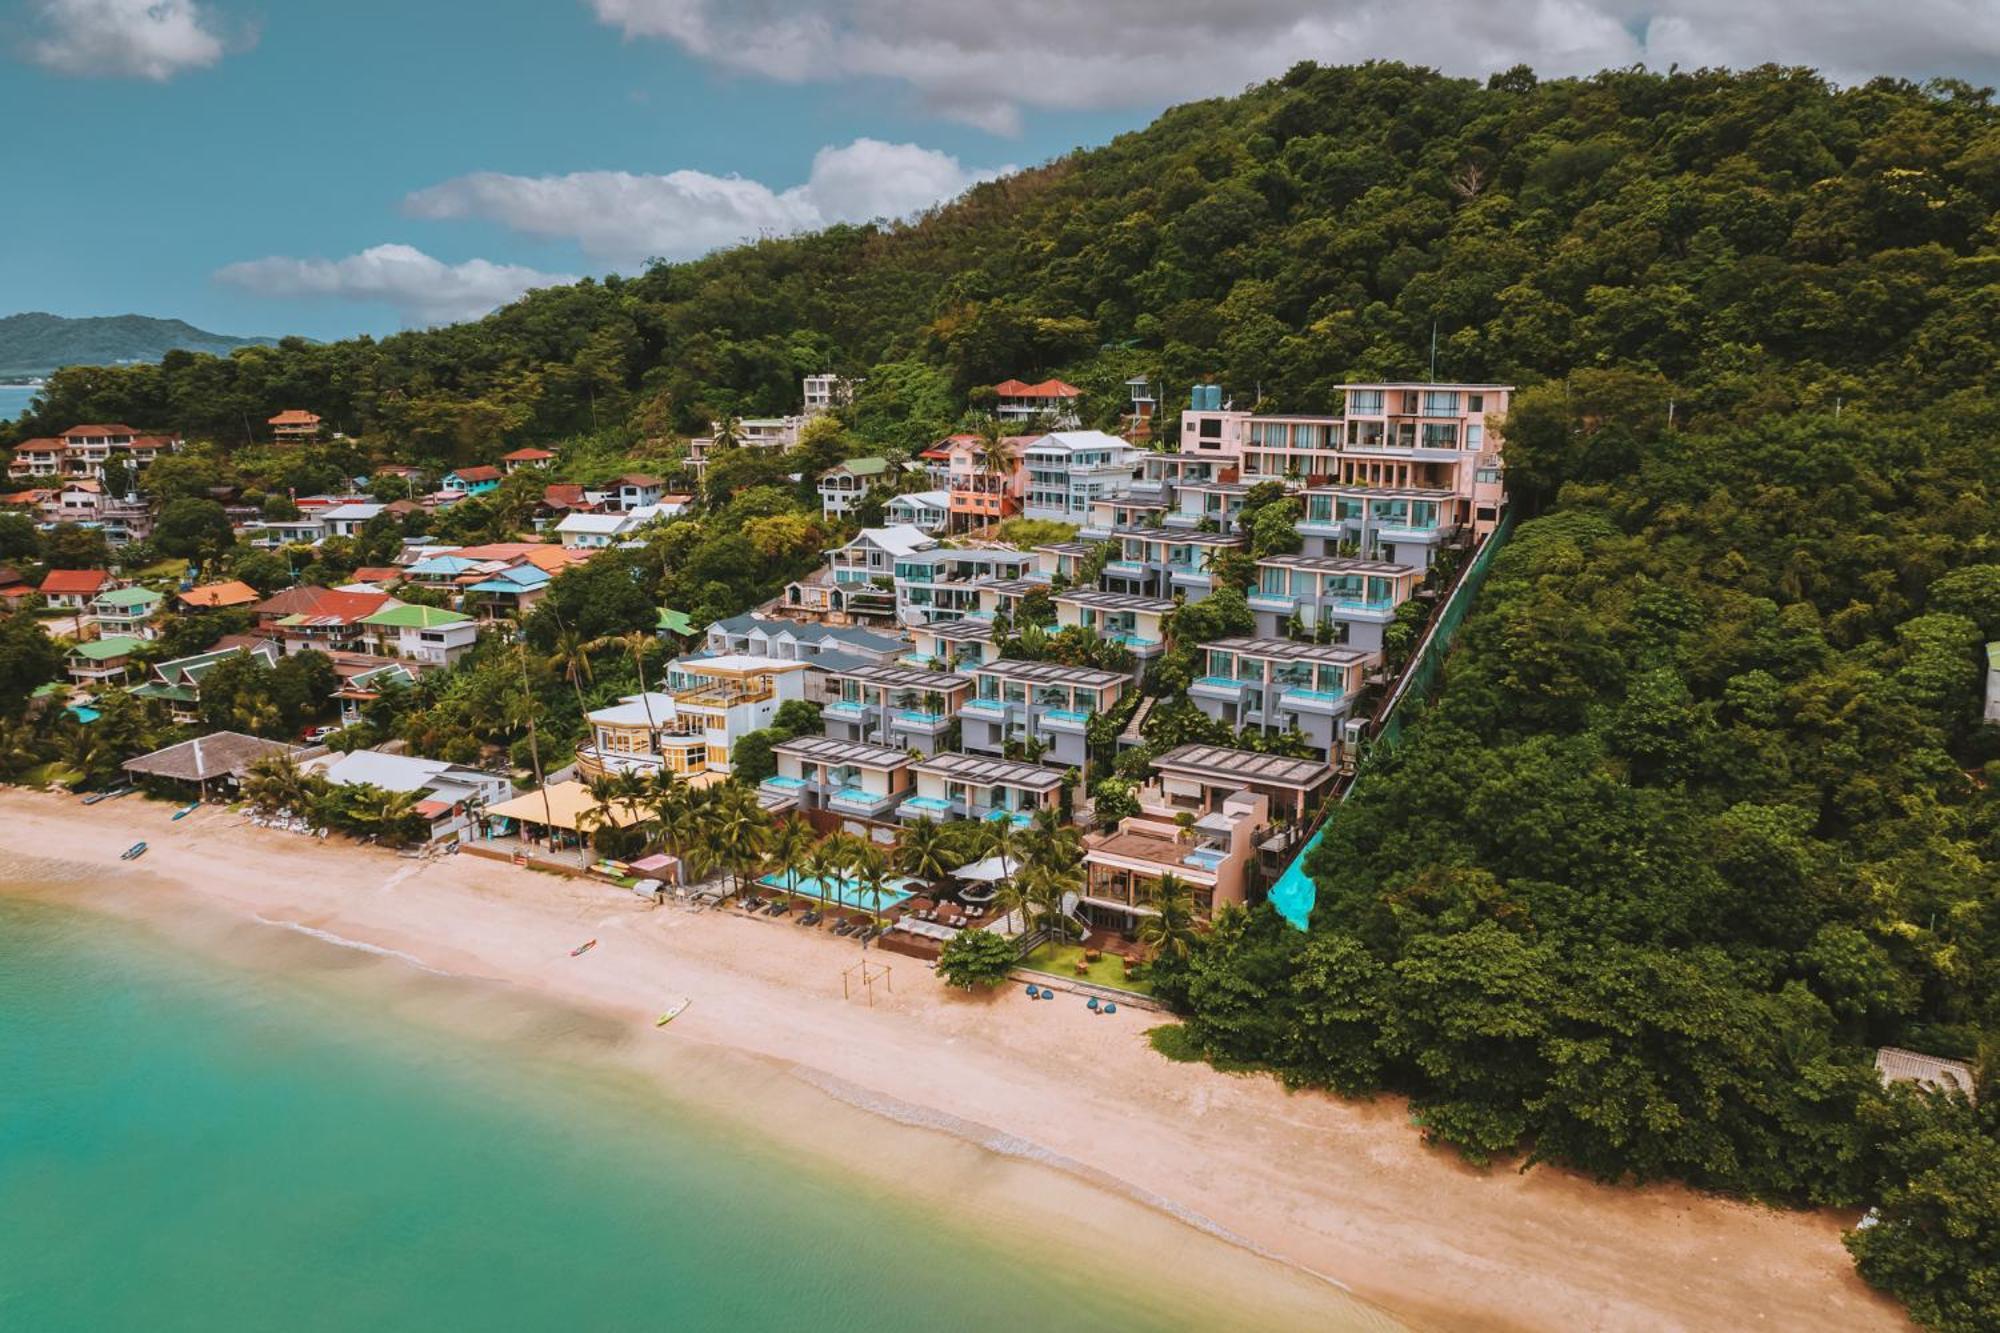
[1208,384,1225,410]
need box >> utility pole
[1429,320,1438,383]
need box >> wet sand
[0,789,1910,1332]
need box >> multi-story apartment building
[930,433,1031,531]
[6,425,183,482]
[686,415,803,478]
[1052,589,1173,672]
[991,378,1082,426]
[1020,431,1143,524]
[763,735,915,822]
[901,751,1064,827]
[6,439,62,479]
[958,659,1130,771]
[1179,381,1511,539]
[361,604,481,667]
[821,662,971,756]
[905,617,1001,672]
[1165,480,1257,533]
[1189,638,1374,763]
[893,545,1036,627]
[87,586,162,639]
[1079,493,1168,539]
[802,373,860,416]
[797,524,936,622]
[1102,527,1243,599]
[1248,555,1422,648]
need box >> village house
[304,749,513,845]
[894,546,1037,628]
[39,568,113,611]
[440,465,503,495]
[554,510,644,549]
[991,378,1083,427]
[253,586,397,655]
[501,446,555,473]
[65,635,146,686]
[361,603,481,667]
[132,642,281,722]
[87,585,163,639]
[1102,527,1244,600]
[787,525,935,622]
[268,410,322,444]
[652,655,810,773]
[802,373,859,416]
[176,580,262,612]
[818,457,891,519]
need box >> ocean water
[0,385,40,421]
[0,897,1370,1332]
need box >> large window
[1346,389,1383,414]
[1422,390,1459,415]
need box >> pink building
[1178,382,1511,540]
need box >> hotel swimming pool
[756,872,922,912]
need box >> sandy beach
[0,789,1909,1332]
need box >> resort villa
[894,545,1037,627]
[959,659,1131,771]
[1031,540,1100,585]
[762,734,915,823]
[574,692,708,781]
[1249,555,1423,648]
[1081,786,1272,930]
[701,615,905,670]
[657,655,809,773]
[905,617,1001,672]
[1020,431,1143,524]
[903,751,1065,827]
[361,603,481,667]
[820,662,972,756]
[791,525,935,622]
[935,433,1031,530]
[1190,638,1375,763]
[1102,528,1244,600]
[554,511,646,548]
[1296,485,1463,570]
[1053,589,1174,670]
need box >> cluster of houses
[11,375,1517,939]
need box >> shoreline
[0,789,1910,1332]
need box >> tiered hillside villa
[1053,589,1173,670]
[883,490,949,532]
[1020,431,1143,524]
[1102,527,1243,600]
[578,656,808,778]
[959,659,1130,771]
[905,617,1000,672]
[892,544,1035,627]
[817,457,890,518]
[1190,638,1374,762]
[903,751,1064,827]
[762,735,916,821]
[820,662,971,756]
[1249,555,1423,648]
[934,432,1030,531]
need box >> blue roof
[467,565,550,593]
[406,555,482,576]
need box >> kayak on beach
[656,997,690,1027]
[172,802,199,820]
[570,939,597,957]
[120,841,148,860]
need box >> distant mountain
[0,312,285,379]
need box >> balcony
[1278,686,1348,715]
[1248,591,1296,614]
[1373,524,1445,545]
[1168,566,1214,590]
[898,795,960,821]
[1039,708,1091,733]
[828,786,904,818]
[1104,559,1147,577]
[962,697,1012,719]
[1323,597,1400,624]
[1190,675,1246,700]
[823,700,870,721]
[891,709,951,733]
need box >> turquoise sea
[0,896,1370,1332]
[0,384,40,420]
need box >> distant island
[0,312,286,380]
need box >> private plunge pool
[757,872,922,912]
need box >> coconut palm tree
[766,815,815,905]
[709,786,771,897]
[578,771,626,864]
[350,784,423,846]
[979,813,1024,884]
[713,415,743,452]
[894,816,952,895]
[543,626,597,733]
[801,838,845,916]
[1025,857,1084,944]
[1137,872,1199,964]
[849,842,894,929]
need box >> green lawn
[132,557,189,580]
[1020,941,1154,995]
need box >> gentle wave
[251,914,455,977]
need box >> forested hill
[10,62,2000,458]
[0,313,281,381]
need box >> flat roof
[1175,481,1256,495]
[772,735,914,769]
[977,659,1129,688]
[1151,743,1334,791]
[1255,554,1418,576]
[918,618,997,642]
[1300,485,1458,500]
[1110,527,1244,546]
[828,663,972,691]
[1054,589,1175,613]
[1033,541,1100,557]
[912,751,1064,792]
[1341,381,1514,391]
[976,578,1044,597]
[679,654,808,676]
[1203,637,1373,665]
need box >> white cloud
[27,0,238,80]
[588,0,2000,134]
[404,138,1009,267]
[213,244,576,327]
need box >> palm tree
[578,771,625,864]
[1137,872,1199,964]
[850,842,894,928]
[767,815,816,905]
[979,815,1024,883]
[543,626,596,735]
[1023,805,1081,869]
[713,415,743,452]
[894,816,952,894]
[801,838,845,916]
[243,752,311,816]
[351,785,422,846]
[709,786,771,897]
[1025,857,1083,944]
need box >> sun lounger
[833,921,856,937]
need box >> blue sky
[5,0,1993,342]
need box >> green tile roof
[657,608,696,636]
[360,603,473,629]
[69,636,145,661]
[92,587,161,608]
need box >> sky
[4,0,1998,342]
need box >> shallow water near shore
[0,891,1391,1332]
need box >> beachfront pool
[757,872,921,912]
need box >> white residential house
[555,511,642,549]
[361,603,483,667]
[318,502,387,538]
[882,490,950,533]
[303,749,513,845]
[792,524,937,621]
[818,457,892,519]
[803,374,860,416]
[1020,431,1143,524]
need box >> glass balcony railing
[1042,708,1091,726]
[1192,674,1243,692]
[824,700,869,718]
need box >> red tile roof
[541,484,590,509]
[350,567,405,584]
[269,410,321,426]
[177,580,262,609]
[41,569,110,595]
[452,465,503,482]
[253,586,392,624]
[502,447,555,461]
[12,438,62,455]
[61,424,139,437]
[991,379,1081,399]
